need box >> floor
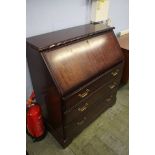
[27,83,129,155]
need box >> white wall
[26,0,91,37]
[26,0,129,98]
[109,0,129,34]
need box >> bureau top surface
[26,23,114,51]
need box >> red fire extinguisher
[26,91,45,141]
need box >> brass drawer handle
[111,71,118,76]
[78,89,90,98]
[76,117,87,126]
[109,83,117,89]
[111,69,119,76]
[78,103,89,112]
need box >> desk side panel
[26,44,64,137]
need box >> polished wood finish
[27,24,114,51]
[64,95,116,139]
[27,23,124,148]
[64,79,120,124]
[63,62,123,110]
[42,31,123,96]
[118,34,129,84]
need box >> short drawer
[63,79,119,124]
[64,93,116,139]
[63,62,123,110]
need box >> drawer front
[63,79,119,124]
[63,62,123,110]
[64,91,116,139]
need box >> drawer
[63,79,119,124]
[64,92,116,139]
[63,62,123,110]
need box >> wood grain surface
[42,31,123,96]
[27,24,114,51]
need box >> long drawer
[64,86,117,139]
[63,79,119,124]
[63,62,123,110]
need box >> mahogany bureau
[26,23,124,148]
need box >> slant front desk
[27,24,124,147]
